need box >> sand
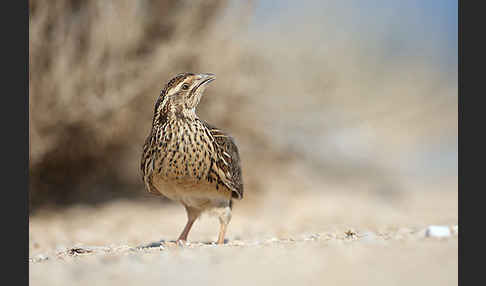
[29,182,457,286]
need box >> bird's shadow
[137,238,229,249]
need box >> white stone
[361,231,378,243]
[452,225,458,235]
[35,254,48,261]
[425,225,451,238]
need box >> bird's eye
[182,84,190,90]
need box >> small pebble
[425,225,451,238]
[308,234,320,240]
[30,254,49,262]
[361,231,378,243]
[452,225,458,235]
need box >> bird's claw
[176,239,188,247]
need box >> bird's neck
[167,106,198,121]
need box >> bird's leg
[217,206,232,245]
[177,205,200,243]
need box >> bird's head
[154,72,216,120]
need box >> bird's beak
[194,73,216,94]
[198,73,216,84]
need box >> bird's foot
[176,239,189,247]
[216,238,228,245]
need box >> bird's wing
[140,134,163,196]
[201,120,244,199]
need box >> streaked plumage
[141,72,243,244]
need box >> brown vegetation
[29,0,268,210]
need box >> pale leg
[217,206,232,244]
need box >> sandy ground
[29,178,457,286]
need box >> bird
[141,72,244,245]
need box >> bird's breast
[153,120,214,184]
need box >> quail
[141,72,243,245]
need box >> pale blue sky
[250,0,457,78]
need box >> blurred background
[29,0,458,212]
[29,0,457,212]
[29,1,458,284]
